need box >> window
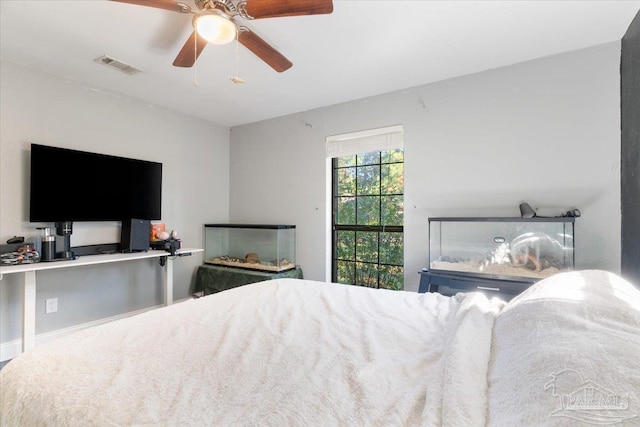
[327,126,404,290]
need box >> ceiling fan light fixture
[195,12,237,44]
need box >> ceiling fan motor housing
[194,0,211,10]
[197,0,238,15]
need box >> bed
[1,270,638,425]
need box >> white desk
[0,248,202,353]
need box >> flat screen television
[30,143,162,222]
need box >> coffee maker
[55,221,75,260]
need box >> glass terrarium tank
[204,224,296,272]
[429,217,575,281]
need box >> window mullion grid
[331,158,338,283]
[332,149,404,289]
[354,157,359,286]
[377,152,382,289]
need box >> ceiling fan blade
[110,0,191,14]
[173,32,208,67]
[243,0,333,19]
[238,28,293,72]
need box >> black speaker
[120,219,150,252]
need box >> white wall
[0,60,230,351]
[229,42,622,291]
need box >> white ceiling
[1,0,639,127]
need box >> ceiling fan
[111,0,333,72]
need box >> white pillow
[487,270,640,426]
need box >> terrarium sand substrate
[207,254,295,272]
[430,260,562,279]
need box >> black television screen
[30,144,162,222]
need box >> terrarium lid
[428,217,575,223]
[204,224,296,229]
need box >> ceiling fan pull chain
[235,37,239,76]
[230,36,246,84]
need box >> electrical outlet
[45,298,58,314]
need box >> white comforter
[0,278,504,426]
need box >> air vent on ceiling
[93,55,141,75]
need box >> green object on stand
[193,264,304,295]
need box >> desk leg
[164,257,173,306]
[22,271,36,352]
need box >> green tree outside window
[332,149,404,290]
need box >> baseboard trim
[0,297,191,362]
